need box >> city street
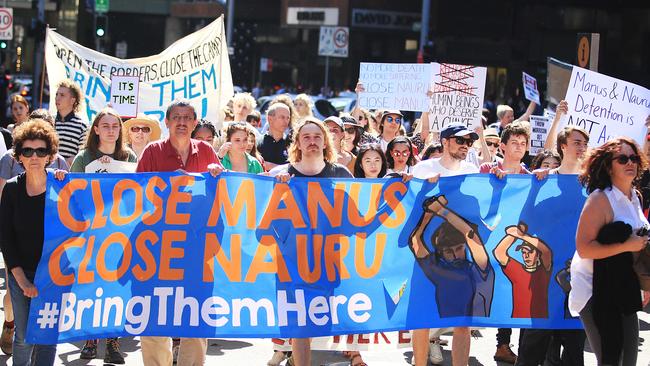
[0,259,648,365]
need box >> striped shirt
[55,112,88,159]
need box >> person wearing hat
[377,109,404,152]
[483,128,501,162]
[123,114,162,159]
[410,123,480,366]
[324,115,356,172]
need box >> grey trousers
[578,298,638,366]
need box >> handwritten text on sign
[562,66,650,147]
[429,63,486,131]
[358,63,432,112]
[110,75,139,118]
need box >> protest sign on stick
[522,72,541,105]
[358,63,432,112]
[529,115,551,155]
[429,63,486,131]
[562,66,650,147]
[110,75,139,118]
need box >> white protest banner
[529,115,551,155]
[562,66,650,147]
[46,16,233,131]
[522,72,541,105]
[358,63,432,112]
[429,63,486,131]
[85,158,137,173]
[110,75,139,118]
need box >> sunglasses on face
[613,154,640,165]
[385,116,402,124]
[454,136,475,147]
[131,126,151,133]
[486,141,499,148]
[21,147,49,158]
[356,115,366,120]
[391,150,410,158]
[344,127,357,134]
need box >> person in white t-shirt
[411,123,478,366]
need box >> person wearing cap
[123,114,162,159]
[493,222,552,318]
[408,193,494,366]
[411,123,480,366]
[324,115,356,172]
[483,128,501,162]
[377,109,404,152]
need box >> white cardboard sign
[522,72,541,105]
[529,115,551,155]
[85,158,137,173]
[358,62,432,112]
[110,75,140,118]
[562,66,650,147]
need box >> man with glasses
[411,123,480,366]
[136,99,223,366]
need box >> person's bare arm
[419,110,430,144]
[544,100,568,150]
[475,123,492,164]
[516,101,537,122]
[576,191,646,259]
[351,81,364,117]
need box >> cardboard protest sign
[562,66,650,147]
[546,58,572,105]
[110,75,139,118]
[522,72,541,105]
[428,63,486,131]
[529,115,551,155]
[358,63,432,112]
[45,16,233,132]
[84,158,137,173]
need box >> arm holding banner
[351,81,364,118]
[576,191,647,259]
[475,123,492,165]
[544,100,568,151]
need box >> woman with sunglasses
[571,137,649,365]
[0,119,59,365]
[385,136,417,176]
[123,114,162,159]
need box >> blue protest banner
[28,172,585,344]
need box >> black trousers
[515,329,585,366]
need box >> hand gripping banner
[28,172,586,344]
[45,16,233,128]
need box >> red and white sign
[0,8,13,41]
[318,26,349,58]
[522,72,541,104]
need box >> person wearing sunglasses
[411,123,479,366]
[0,119,59,366]
[385,136,417,176]
[377,110,404,152]
[123,114,162,159]
[571,137,649,366]
[324,116,356,172]
[483,128,501,162]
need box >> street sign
[0,8,13,41]
[576,33,599,71]
[95,0,109,13]
[318,26,348,58]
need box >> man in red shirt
[137,99,222,366]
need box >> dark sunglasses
[356,115,366,120]
[131,126,151,133]
[391,150,410,158]
[344,127,357,134]
[454,136,475,147]
[613,154,640,165]
[21,147,49,158]
[486,141,499,148]
[385,116,402,124]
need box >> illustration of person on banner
[409,194,495,318]
[493,222,553,318]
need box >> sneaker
[80,340,98,360]
[267,351,288,366]
[0,324,12,355]
[429,339,444,365]
[172,338,181,364]
[104,338,125,364]
[494,344,517,364]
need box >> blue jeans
[8,271,56,366]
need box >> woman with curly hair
[571,137,649,366]
[0,119,59,365]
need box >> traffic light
[96,15,107,37]
[0,42,6,49]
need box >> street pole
[226,0,234,45]
[418,0,430,62]
[324,56,329,96]
[32,0,45,107]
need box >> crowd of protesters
[0,77,647,366]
